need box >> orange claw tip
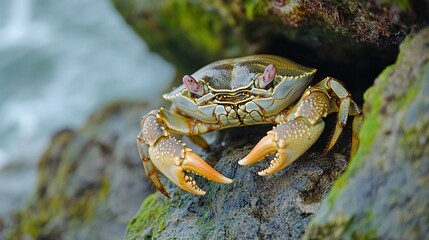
[181,150,232,184]
[238,135,277,166]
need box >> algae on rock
[112,0,426,77]
[305,27,429,240]
[5,102,155,240]
[122,17,429,240]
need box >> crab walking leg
[169,104,210,149]
[314,78,362,153]
[351,114,363,156]
[138,110,232,197]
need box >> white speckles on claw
[149,137,185,172]
[141,114,168,146]
[296,92,329,124]
[174,157,181,166]
[274,119,311,141]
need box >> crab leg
[315,78,361,153]
[239,77,362,175]
[138,110,232,197]
[169,104,210,150]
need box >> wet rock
[3,102,155,240]
[305,27,429,239]
[126,125,350,239]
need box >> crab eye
[258,64,276,88]
[183,75,204,96]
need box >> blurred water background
[0,0,174,217]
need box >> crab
[137,55,362,197]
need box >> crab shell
[163,55,316,126]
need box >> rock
[112,0,427,80]
[126,125,352,239]
[3,102,155,240]
[305,27,429,239]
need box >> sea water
[0,0,174,216]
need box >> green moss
[244,0,266,20]
[195,207,215,238]
[112,0,259,76]
[326,66,388,207]
[71,176,111,221]
[306,205,378,238]
[339,210,377,239]
[7,172,111,239]
[125,193,170,240]
[165,1,222,54]
[396,80,420,109]
[382,0,412,11]
[5,102,154,239]
[325,34,416,207]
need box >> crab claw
[238,118,325,176]
[149,137,232,195]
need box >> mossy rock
[5,102,155,240]
[124,24,429,240]
[305,27,429,240]
[112,0,427,80]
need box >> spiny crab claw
[148,137,232,196]
[238,118,325,176]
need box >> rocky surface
[126,126,351,239]
[3,100,357,240]
[112,0,428,89]
[3,102,155,240]
[305,27,429,239]
[3,1,428,240]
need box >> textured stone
[305,27,429,240]
[4,102,155,240]
[112,0,428,79]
